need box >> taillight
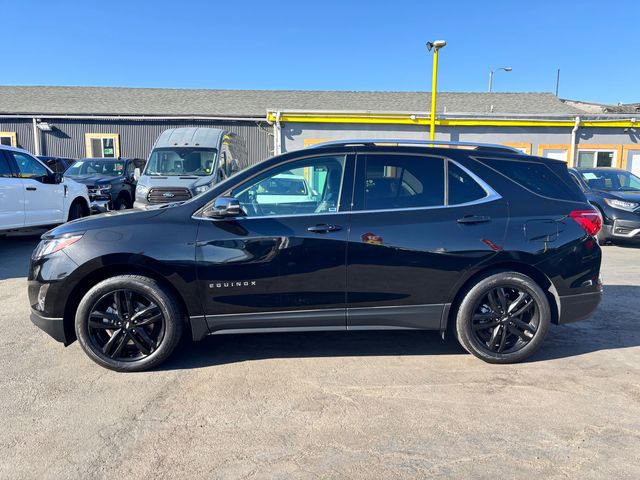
[570,210,602,236]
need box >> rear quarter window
[476,157,584,201]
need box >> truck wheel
[455,272,550,364]
[68,201,84,221]
[114,196,131,210]
[74,275,183,372]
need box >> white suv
[0,145,90,232]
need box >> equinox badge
[209,281,257,289]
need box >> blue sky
[2,0,638,104]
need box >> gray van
[134,128,248,207]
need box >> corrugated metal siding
[0,118,273,165]
[0,118,35,152]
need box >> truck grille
[147,187,192,204]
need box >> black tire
[67,201,84,221]
[114,195,131,211]
[455,272,550,364]
[75,275,183,372]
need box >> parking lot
[0,233,639,479]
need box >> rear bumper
[30,308,71,345]
[557,291,602,324]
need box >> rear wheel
[75,275,183,372]
[455,272,550,363]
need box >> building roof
[0,85,584,118]
[562,98,640,115]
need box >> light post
[426,40,446,141]
[488,67,512,93]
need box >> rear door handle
[26,186,37,191]
[457,215,491,224]
[307,224,342,233]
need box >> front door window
[232,155,346,217]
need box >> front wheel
[67,201,85,221]
[75,275,183,372]
[455,272,550,364]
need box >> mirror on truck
[133,167,141,181]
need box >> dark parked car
[568,167,640,243]
[29,140,603,371]
[38,156,76,173]
[64,158,145,212]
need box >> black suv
[29,141,603,371]
[64,158,145,212]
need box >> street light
[426,40,446,141]
[488,67,512,93]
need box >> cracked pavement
[1,233,639,479]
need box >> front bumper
[30,308,70,345]
[607,219,640,240]
[90,199,111,213]
[557,290,602,324]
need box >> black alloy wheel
[455,272,550,364]
[75,275,183,372]
[88,289,165,361]
[471,286,539,354]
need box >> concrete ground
[1,232,639,479]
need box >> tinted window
[479,158,581,201]
[447,162,486,205]
[11,152,48,179]
[0,153,13,177]
[362,154,444,210]
[232,155,345,217]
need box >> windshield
[145,148,218,177]
[579,170,640,192]
[66,160,125,177]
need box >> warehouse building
[1,86,639,175]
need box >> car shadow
[0,231,45,280]
[160,284,640,370]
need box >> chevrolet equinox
[28,140,603,371]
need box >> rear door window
[447,161,487,205]
[361,154,445,210]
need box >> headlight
[603,198,639,212]
[195,185,210,194]
[136,185,149,200]
[33,234,83,259]
[98,184,112,193]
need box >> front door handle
[307,224,342,233]
[457,215,491,224]
[26,186,37,191]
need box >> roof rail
[309,139,524,154]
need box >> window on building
[540,148,568,162]
[0,132,17,147]
[85,133,119,158]
[577,150,615,168]
[361,154,445,210]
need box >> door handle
[307,224,342,233]
[26,186,37,191]
[457,215,491,224]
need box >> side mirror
[204,196,241,218]
[133,167,141,181]
[53,172,64,184]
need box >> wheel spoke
[90,310,120,323]
[102,329,124,355]
[496,288,508,312]
[89,318,118,329]
[111,331,129,358]
[511,300,535,318]
[114,291,126,317]
[135,313,162,327]
[472,319,500,331]
[131,303,159,322]
[129,331,152,355]
[488,325,501,350]
[508,324,531,341]
[512,318,537,335]
[487,290,499,313]
[134,328,157,353]
[507,292,529,314]
[497,325,508,352]
[473,312,494,321]
[125,290,135,318]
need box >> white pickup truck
[0,145,90,233]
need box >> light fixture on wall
[36,121,53,131]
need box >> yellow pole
[429,48,439,141]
